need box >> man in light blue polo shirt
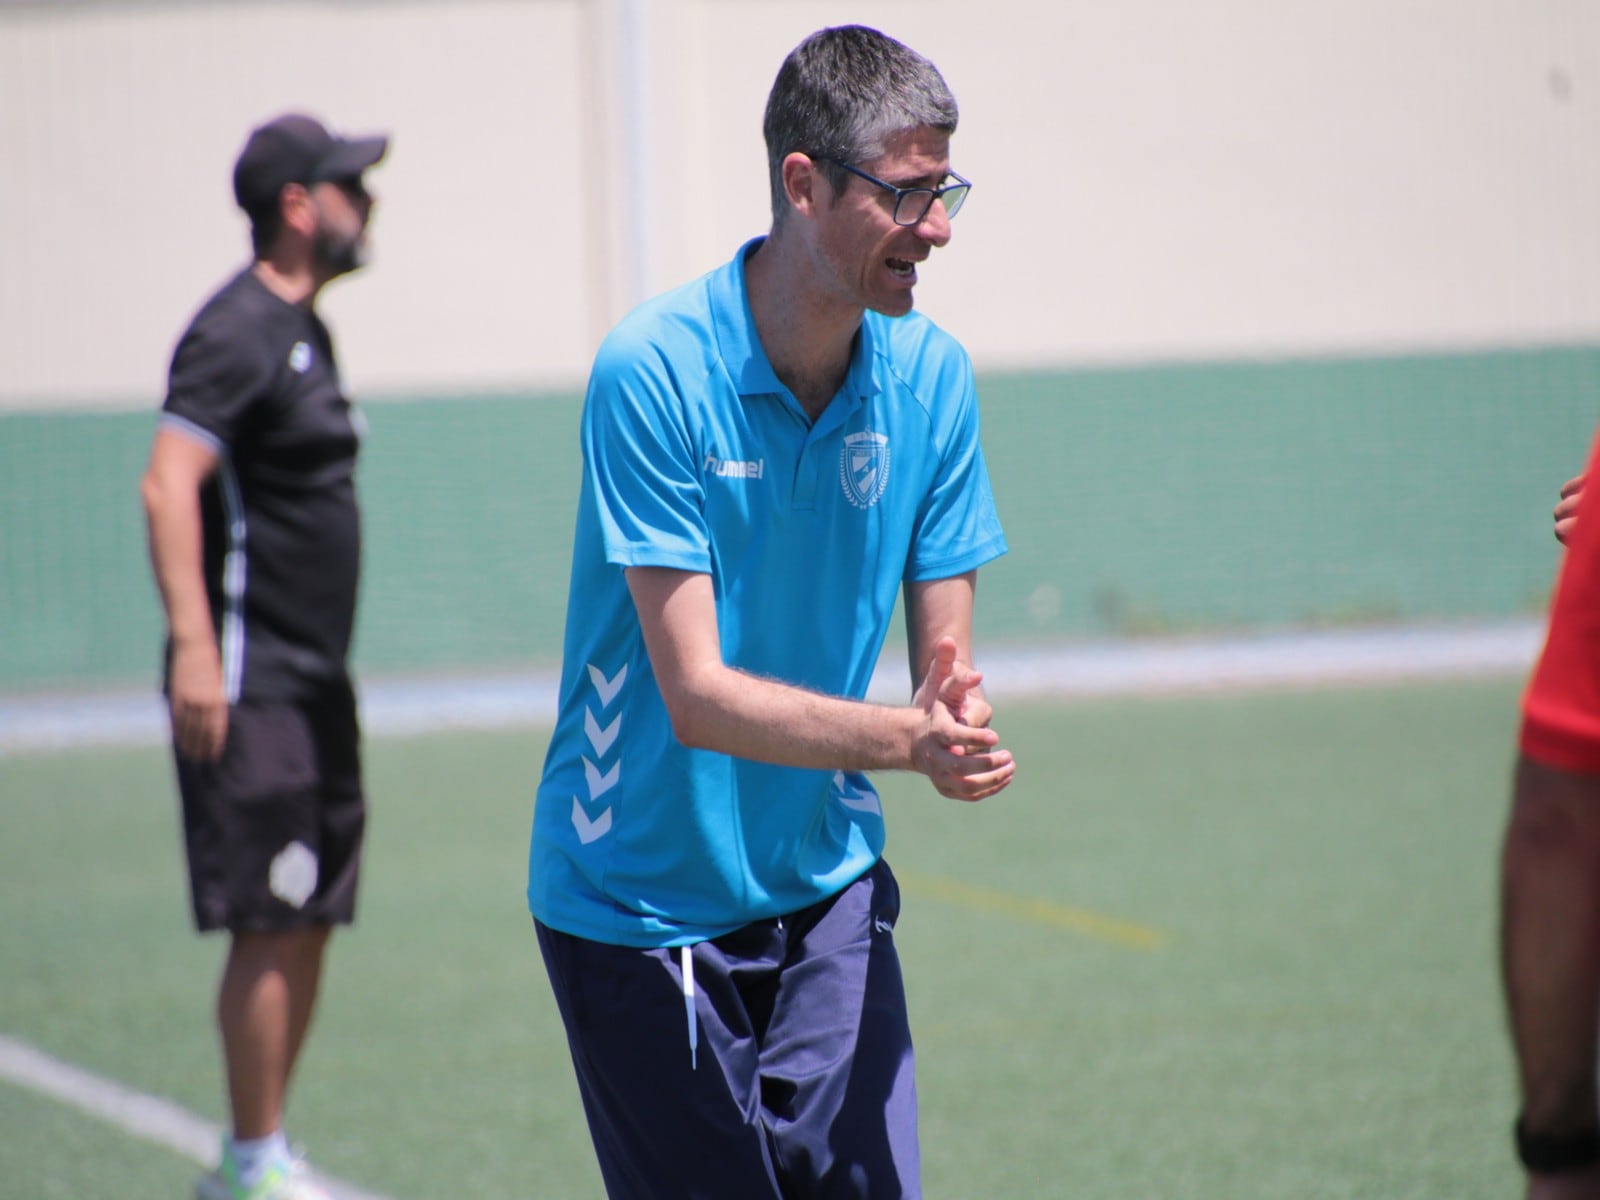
[528,24,1014,1199]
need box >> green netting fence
[2,345,1592,695]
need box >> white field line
[0,619,1543,756]
[0,1034,396,1200]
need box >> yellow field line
[897,869,1170,952]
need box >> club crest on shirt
[840,431,890,509]
[288,341,313,374]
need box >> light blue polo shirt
[527,238,1007,947]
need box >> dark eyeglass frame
[821,158,972,226]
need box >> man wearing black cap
[140,111,387,1200]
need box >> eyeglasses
[821,159,972,226]
[311,175,369,202]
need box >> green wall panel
[2,347,1593,695]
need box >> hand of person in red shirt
[1556,476,1583,546]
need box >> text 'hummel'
[704,454,764,479]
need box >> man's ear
[279,182,316,237]
[781,152,824,220]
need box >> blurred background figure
[139,111,387,1200]
[1502,445,1600,1200]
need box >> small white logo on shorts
[269,841,319,909]
[288,342,313,374]
[874,915,894,936]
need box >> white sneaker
[195,1146,331,1200]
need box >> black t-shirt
[161,267,362,701]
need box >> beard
[313,225,367,277]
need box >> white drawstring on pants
[680,943,697,1070]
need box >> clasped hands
[910,637,1015,802]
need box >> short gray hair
[762,26,959,227]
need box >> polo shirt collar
[710,238,883,414]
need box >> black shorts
[174,681,365,933]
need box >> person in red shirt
[1504,459,1600,1198]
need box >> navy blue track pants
[536,857,920,1199]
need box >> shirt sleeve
[162,315,272,449]
[1520,425,1600,773]
[904,343,1008,581]
[581,329,712,573]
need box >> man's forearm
[628,565,1001,786]
[659,662,926,772]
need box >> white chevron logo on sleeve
[584,708,621,756]
[584,757,620,799]
[587,663,628,706]
[570,796,613,845]
[833,770,883,816]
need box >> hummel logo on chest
[704,454,764,480]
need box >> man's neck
[744,234,862,421]
[251,257,322,309]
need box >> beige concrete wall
[3,0,1598,409]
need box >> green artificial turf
[0,676,1526,1198]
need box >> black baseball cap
[232,112,389,215]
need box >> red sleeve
[1521,425,1600,774]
